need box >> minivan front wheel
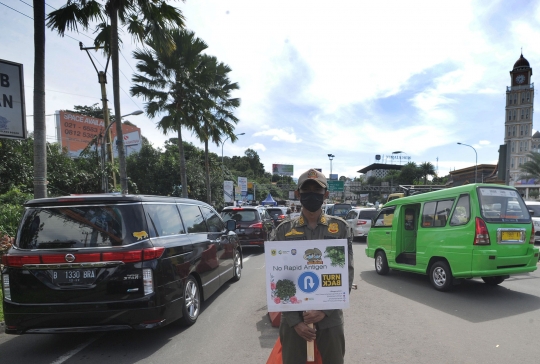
[230,250,242,282]
[375,251,389,275]
[180,276,200,326]
[429,261,453,292]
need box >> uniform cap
[297,168,327,190]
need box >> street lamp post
[328,154,335,178]
[221,133,245,172]
[101,110,143,193]
[457,142,477,183]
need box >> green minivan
[366,184,539,291]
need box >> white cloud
[253,128,302,143]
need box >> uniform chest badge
[285,229,304,237]
[328,223,339,234]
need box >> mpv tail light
[530,223,535,244]
[357,220,367,226]
[3,247,166,267]
[474,217,491,245]
[249,222,263,229]
[143,269,154,295]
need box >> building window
[520,141,523,151]
[514,94,518,104]
[513,125,516,136]
[520,125,523,136]
[526,125,529,136]
[525,140,528,151]
[527,108,530,119]
[527,92,531,102]
[522,93,525,103]
[521,109,525,119]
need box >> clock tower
[505,53,534,186]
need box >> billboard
[56,111,141,158]
[238,177,248,192]
[272,164,294,176]
[0,59,26,140]
[223,181,234,203]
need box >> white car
[345,207,378,240]
[525,201,540,243]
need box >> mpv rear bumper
[3,297,180,335]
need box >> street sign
[0,59,26,140]
[327,180,344,192]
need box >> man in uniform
[271,168,354,364]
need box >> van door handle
[386,232,390,234]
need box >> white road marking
[50,334,103,364]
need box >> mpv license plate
[501,231,521,241]
[51,269,96,284]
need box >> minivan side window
[450,194,471,226]
[345,210,358,220]
[422,199,454,228]
[144,203,185,237]
[201,206,225,232]
[373,207,395,227]
[178,204,208,233]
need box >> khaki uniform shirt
[270,212,354,330]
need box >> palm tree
[520,152,540,181]
[419,162,437,184]
[33,0,47,199]
[47,0,184,193]
[192,56,240,203]
[131,29,210,198]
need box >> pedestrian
[270,168,354,364]
[375,200,380,210]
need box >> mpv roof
[382,184,518,208]
[24,194,208,207]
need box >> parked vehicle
[332,203,353,218]
[525,200,540,243]
[221,206,274,249]
[323,203,334,215]
[1,194,242,335]
[266,206,290,227]
[366,184,539,291]
[345,208,378,240]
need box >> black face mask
[300,192,325,212]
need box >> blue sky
[2,0,540,179]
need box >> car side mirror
[226,219,237,232]
[529,209,535,216]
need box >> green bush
[0,204,24,237]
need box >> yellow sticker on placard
[328,223,339,233]
[285,229,304,237]
[133,231,149,240]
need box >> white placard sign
[0,59,26,140]
[265,239,349,312]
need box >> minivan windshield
[17,204,147,249]
[478,187,531,223]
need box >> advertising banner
[238,177,248,192]
[235,186,242,201]
[288,190,296,200]
[56,110,142,157]
[265,239,349,312]
[0,59,26,140]
[224,181,234,203]
[272,164,294,176]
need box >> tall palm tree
[520,152,540,180]
[47,0,184,193]
[33,0,47,199]
[131,29,210,198]
[192,56,240,203]
[419,162,437,184]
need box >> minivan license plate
[501,231,521,241]
[51,269,96,284]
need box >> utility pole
[79,43,116,191]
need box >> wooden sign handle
[307,323,315,362]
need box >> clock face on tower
[516,74,526,84]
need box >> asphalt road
[1,242,540,363]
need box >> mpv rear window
[17,204,146,249]
[359,210,377,220]
[478,187,530,223]
[222,209,257,222]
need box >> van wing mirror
[226,219,237,232]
